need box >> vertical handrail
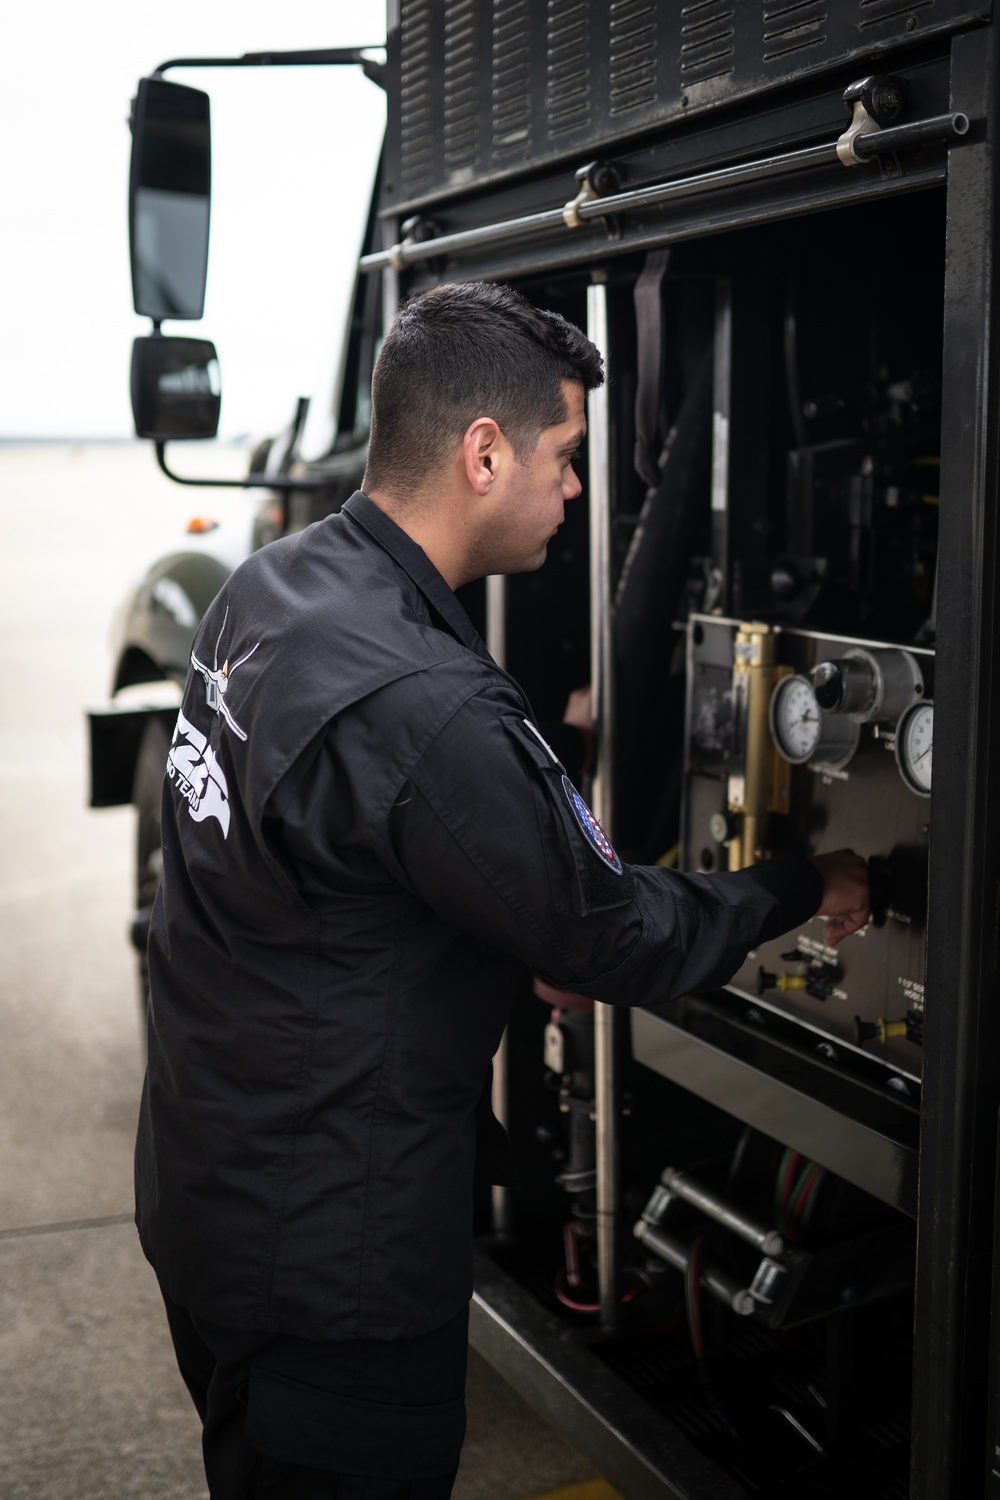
[587,276,620,1330]
[711,278,732,613]
[381,222,400,332]
[486,573,513,1237]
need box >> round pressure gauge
[895,699,933,797]
[770,675,822,763]
[769,675,861,771]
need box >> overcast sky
[1,1,386,445]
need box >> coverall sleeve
[373,689,823,1007]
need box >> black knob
[400,215,439,244]
[806,968,833,1001]
[842,74,907,125]
[813,660,845,712]
[905,1010,924,1047]
[770,560,800,601]
[709,810,739,845]
[758,967,777,996]
[854,1016,878,1046]
[577,158,621,196]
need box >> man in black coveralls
[136,282,870,1500]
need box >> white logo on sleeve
[166,709,232,837]
[190,605,260,742]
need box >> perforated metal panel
[761,2,829,68]
[492,0,531,162]
[610,1,658,117]
[383,0,987,213]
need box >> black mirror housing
[129,77,211,321]
[131,336,221,440]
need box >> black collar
[342,491,491,662]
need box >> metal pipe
[381,217,401,333]
[361,205,569,273]
[486,574,513,1237]
[490,1043,511,1236]
[852,110,969,158]
[710,279,733,608]
[634,1219,755,1316]
[360,148,833,273]
[587,279,619,1331]
[155,47,386,88]
[660,1167,784,1257]
[577,142,834,220]
[359,112,970,275]
[152,442,329,492]
[485,574,506,669]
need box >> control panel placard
[682,616,932,1081]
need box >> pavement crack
[0,1212,134,1241]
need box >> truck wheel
[131,715,171,1017]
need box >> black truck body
[95,6,1000,1495]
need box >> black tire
[131,715,172,1017]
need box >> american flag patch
[562,776,623,874]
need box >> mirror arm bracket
[153,48,386,90]
[154,443,332,492]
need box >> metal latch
[837,74,906,166]
[563,160,621,228]
[388,214,439,270]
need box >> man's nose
[566,466,583,500]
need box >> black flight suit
[136,491,822,1498]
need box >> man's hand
[809,849,871,945]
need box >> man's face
[478,379,587,577]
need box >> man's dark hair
[363,282,604,493]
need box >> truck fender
[89,549,233,809]
[113,549,234,691]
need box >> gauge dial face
[770,675,822,764]
[896,699,933,796]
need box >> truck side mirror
[131,335,221,440]
[129,77,211,321]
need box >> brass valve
[727,625,790,871]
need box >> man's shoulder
[321,661,524,837]
[231,512,398,605]
[201,519,503,819]
[216,515,454,672]
[363,654,517,723]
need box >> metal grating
[398,0,435,199]
[610,1,658,115]
[597,1320,912,1499]
[680,1,736,90]
[763,1,828,64]
[492,0,532,158]
[547,0,592,137]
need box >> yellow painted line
[521,1481,623,1500]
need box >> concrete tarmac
[0,444,605,1500]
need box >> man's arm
[810,849,872,944]
[368,687,869,1006]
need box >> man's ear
[462,417,503,495]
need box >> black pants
[161,1287,468,1500]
